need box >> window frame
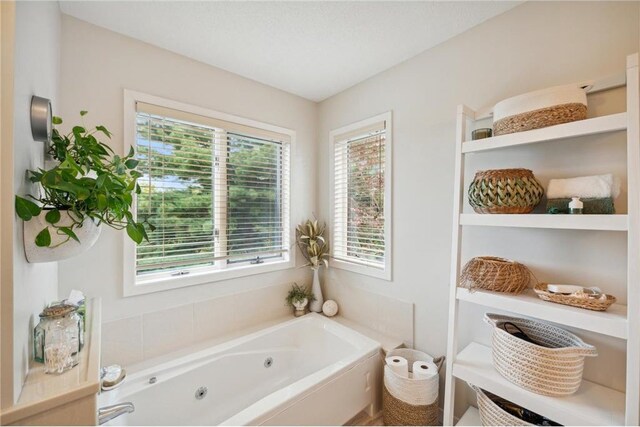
[122,89,295,297]
[329,111,392,281]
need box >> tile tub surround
[101,283,292,367]
[322,277,414,348]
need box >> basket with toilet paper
[383,348,443,426]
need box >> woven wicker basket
[534,283,617,311]
[459,257,531,294]
[382,350,443,426]
[468,169,544,214]
[484,313,597,396]
[494,103,587,136]
[472,385,533,426]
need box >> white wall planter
[24,210,101,263]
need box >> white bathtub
[100,313,382,426]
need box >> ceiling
[59,1,520,102]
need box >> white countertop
[0,298,102,425]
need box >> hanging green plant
[15,111,153,248]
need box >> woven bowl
[459,256,531,294]
[468,168,544,214]
[533,283,617,311]
[484,313,597,396]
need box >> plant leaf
[59,227,80,243]
[95,125,112,138]
[45,209,61,225]
[52,116,63,125]
[97,194,108,210]
[80,110,88,116]
[95,174,106,188]
[126,222,143,244]
[15,196,41,221]
[35,228,51,247]
[137,223,149,241]
[124,159,139,169]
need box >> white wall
[57,16,318,323]
[12,1,61,403]
[317,1,639,415]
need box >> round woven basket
[494,103,587,136]
[382,350,443,426]
[472,385,532,426]
[484,313,597,396]
[468,169,544,214]
[382,386,439,426]
[459,257,531,294]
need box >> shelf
[1,299,101,425]
[457,288,627,339]
[459,214,628,231]
[462,113,627,153]
[453,343,625,426]
[456,406,481,426]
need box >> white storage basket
[484,313,597,396]
[492,83,589,135]
[382,349,442,426]
[472,385,532,426]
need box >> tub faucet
[98,402,134,425]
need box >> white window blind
[135,102,290,278]
[333,121,386,269]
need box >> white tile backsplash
[376,294,414,346]
[103,283,292,366]
[323,280,414,347]
[142,304,194,360]
[100,280,412,367]
[243,283,291,325]
[193,293,239,341]
[102,315,143,367]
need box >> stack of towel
[546,173,620,214]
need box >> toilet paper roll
[385,356,409,378]
[412,360,438,380]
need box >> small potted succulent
[15,111,152,262]
[285,283,315,317]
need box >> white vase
[309,267,324,312]
[23,210,101,263]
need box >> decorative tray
[533,283,616,311]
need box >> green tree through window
[135,112,287,276]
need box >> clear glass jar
[33,303,82,373]
[44,324,76,374]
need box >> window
[330,112,392,280]
[123,91,293,295]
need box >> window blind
[333,122,386,268]
[135,104,290,277]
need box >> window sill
[123,259,294,297]
[331,258,391,281]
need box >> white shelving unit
[443,54,640,426]
[456,406,481,426]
